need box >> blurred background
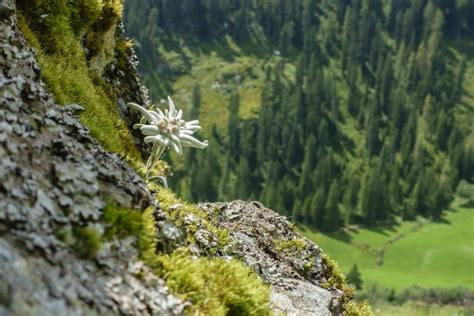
[123,0,474,314]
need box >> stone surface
[0,4,186,315]
[199,201,344,315]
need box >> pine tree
[313,189,327,229]
[325,180,342,231]
[342,177,360,224]
[347,264,363,290]
[228,93,241,167]
[298,134,318,197]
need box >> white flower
[128,97,208,177]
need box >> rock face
[200,202,344,315]
[0,1,348,315]
[0,2,186,314]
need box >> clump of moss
[72,226,103,259]
[103,203,144,238]
[157,248,271,315]
[155,188,230,251]
[103,203,157,255]
[342,300,373,316]
[274,237,308,253]
[321,252,347,290]
[115,38,135,71]
[16,0,142,169]
[320,253,369,314]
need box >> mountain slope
[124,0,474,232]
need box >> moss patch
[72,226,103,259]
[155,187,230,251]
[320,253,368,315]
[157,248,271,315]
[16,0,141,169]
[342,300,373,316]
[322,252,347,290]
[103,203,157,255]
[274,237,308,253]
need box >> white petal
[144,135,169,146]
[170,140,182,155]
[180,134,209,149]
[128,102,155,123]
[141,125,160,133]
[170,134,181,145]
[168,96,177,118]
[185,125,201,132]
[179,130,194,136]
[176,109,183,120]
[182,139,209,149]
[149,110,162,122]
[185,120,200,126]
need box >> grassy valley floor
[300,198,474,314]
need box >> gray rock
[199,201,344,315]
[0,5,186,315]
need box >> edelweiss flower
[128,97,208,177]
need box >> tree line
[125,0,474,231]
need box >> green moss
[115,39,135,71]
[156,248,271,315]
[72,226,103,259]
[319,253,367,314]
[342,300,373,316]
[16,0,142,169]
[156,188,230,251]
[103,203,157,254]
[321,252,347,290]
[274,237,308,253]
[103,203,143,238]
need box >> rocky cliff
[0,1,369,315]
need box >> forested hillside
[124,0,474,232]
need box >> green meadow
[300,199,474,291]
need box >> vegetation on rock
[17,0,141,166]
[13,0,373,314]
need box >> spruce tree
[347,264,363,290]
[325,180,342,231]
